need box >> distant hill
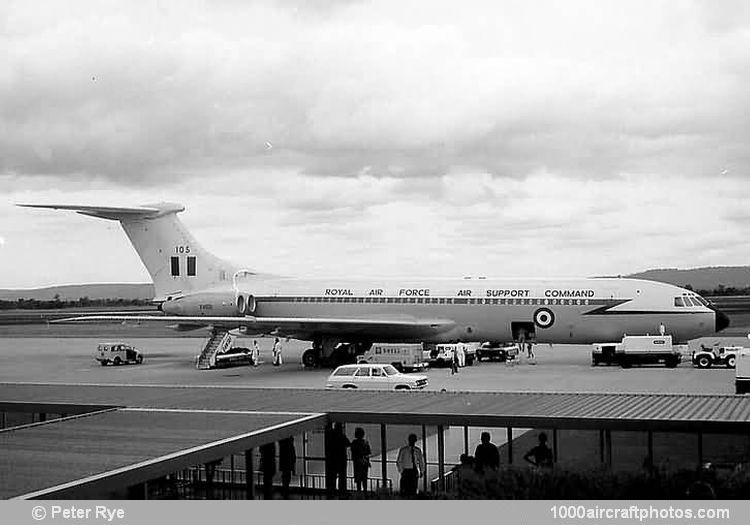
[4,267,750,301]
[627,267,750,291]
[0,283,154,301]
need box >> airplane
[20,202,730,367]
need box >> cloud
[5,169,750,287]
[2,0,749,184]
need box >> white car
[326,364,428,391]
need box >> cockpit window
[674,297,686,307]
[688,297,702,307]
[694,296,710,306]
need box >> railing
[170,467,392,498]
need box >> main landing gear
[302,338,372,368]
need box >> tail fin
[19,203,239,301]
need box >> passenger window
[187,256,196,276]
[371,368,383,377]
[170,256,180,276]
[355,367,370,377]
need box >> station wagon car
[326,364,428,391]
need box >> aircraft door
[511,322,536,343]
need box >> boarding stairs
[196,329,236,370]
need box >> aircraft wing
[52,314,456,339]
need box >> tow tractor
[692,344,740,369]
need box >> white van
[358,343,428,372]
[95,342,144,366]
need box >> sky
[1,0,750,288]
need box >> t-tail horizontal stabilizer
[17,203,185,221]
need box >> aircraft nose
[714,308,730,333]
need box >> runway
[0,335,745,394]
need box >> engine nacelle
[162,290,238,317]
[236,294,256,315]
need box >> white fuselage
[170,276,718,344]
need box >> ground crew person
[252,339,260,366]
[272,337,283,366]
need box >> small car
[95,342,144,366]
[326,364,428,391]
[476,342,520,362]
[423,343,476,367]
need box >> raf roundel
[533,307,555,329]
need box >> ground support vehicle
[423,343,476,367]
[477,342,521,362]
[591,335,680,368]
[735,350,750,394]
[95,342,144,366]
[357,343,428,372]
[692,345,741,369]
[213,347,254,368]
[325,364,428,390]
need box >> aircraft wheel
[697,355,711,369]
[302,349,318,368]
[727,356,736,369]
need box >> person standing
[278,437,296,499]
[259,442,276,499]
[523,432,553,468]
[473,432,500,475]
[350,427,372,494]
[457,343,466,368]
[451,347,459,375]
[272,337,283,366]
[396,433,425,497]
[334,423,350,496]
[252,339,260,366]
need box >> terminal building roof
[2,383,750,498]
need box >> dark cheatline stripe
[257,296,629,307]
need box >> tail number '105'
[175,246,191,254]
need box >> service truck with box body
[357,343,428,372]
[591,335,680,368]
[95,342,144,366]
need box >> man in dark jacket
[474,432,500,474]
